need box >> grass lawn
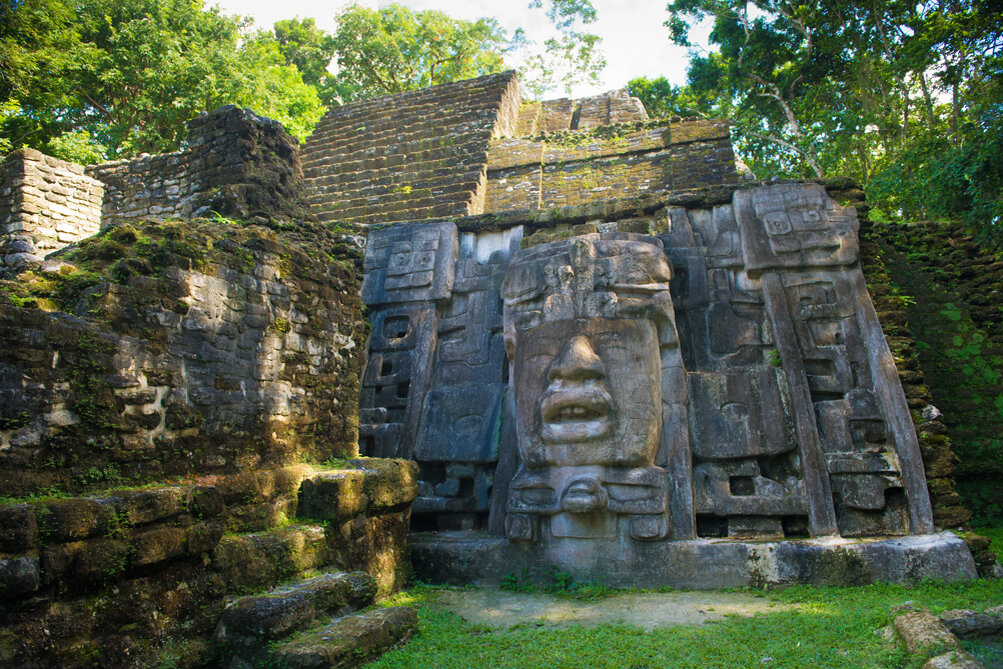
[370,574,1003,668]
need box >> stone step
[217,570,417,668]
[266,606,418,669]
[212,523,330,591]
[219,571,376,641]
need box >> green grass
[368,579,1003,669]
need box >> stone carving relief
[501,234,689,543]
[358,182,934,546]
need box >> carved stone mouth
[540,387,612,443]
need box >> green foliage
[516,0,605,97]
[269,17,338,107]
[0,0,87,149]
[661,0,1003,242]
[0,0,610,156]
[0,0,323,158]
[328,4,508,103]
[43,128,107,164]
[627,75,717,119]
[878,223,1003,522]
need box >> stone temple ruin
[0,71,982,666]
[332,72,972,587]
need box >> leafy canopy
[327,4,509,103]
[646,0,1002,241]
[0,0,608,162]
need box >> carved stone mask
[511,316,662,469]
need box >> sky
[210,0,715,98]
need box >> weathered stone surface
[411,531,975,589]
[940,609,1003,638]
[0,149,102,268]
[297,460,418,522]
[212,524,329,590]
[268,606,418,669]
[895,610,959,653]
[500,233,687,547]
[0,504,37,552]
[0,220,366,498]
[218,571,375,641]
[361,221,457,306]
[355,181,956,584]
[0,555,40,598]
[923,651,984,669]
[85,106,315,227]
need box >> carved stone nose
[548,335,605,381]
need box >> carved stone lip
[539,387,612,443]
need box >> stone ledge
[297,459,419,522]
[268,606,418,669]
[410,531,977,589]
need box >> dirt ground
[430,588,792,630]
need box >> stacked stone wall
[86,106,313,228]
[514,88,650,135]
[0,219,364,496]
[483,119,738,213]
[0,216,419,668]
[867,220,1003,526]
[299,71,520,226]
[0,150,103,269]
[0,459,416,668]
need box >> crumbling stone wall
[0,458,416,668]
[484,119,737,213]
[0,216,418,668]
[0,150,103,269]
[867,220,1003,525]
[86,106,314,227]
[300,71,521,226]
[0,219,364,496]
[513,88,650,135]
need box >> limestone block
[939,609,1003,638]
[298,470,369,522]
[895,610,959,653]
[267,607,417,668]
[923,651,983,669]
[361,221,458,305]
[217,571,375,641]
[0,505,37,552]
[36,498,113,542]
[415,383,504,462]
[213,525,328,589]
[0,556,40,597]
[734,183,859,271]
[114,487,190,526]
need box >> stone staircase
[217,571,417,668]
[0,459,418,668]
[300,71,520,226]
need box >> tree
[661,0,1002,239]
[269,17,339,107]
[514,0,606,97]
[0,0,90,154]
[328,4,509,103]
[0,0,324,161]
[627,75,721,119]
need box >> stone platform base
[410,531,977,589]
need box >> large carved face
[511,317,661,469]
